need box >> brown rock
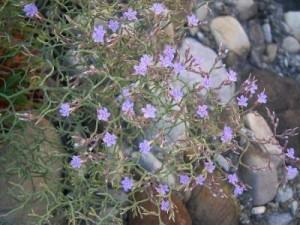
[186,173,240,225]
[128,190,192,225]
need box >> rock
[128,190,192,225]
[210,16,250,57]
[196,3,209,21]
[249,20,265,47]
[264,44,278,62]
[251,206,266,215]
[233,0,258,20]
[276,186,293,203]
[214,154,231,172]
[176,38,235,104]
[266,212,293,225]
[186,172,240,225]
[262,23,272,43]
[284,11,300,42]
[290,200,298,216]
[282,36,300,53]
[0,119,64,224]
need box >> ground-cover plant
[0,1,299,225]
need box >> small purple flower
[103,132,117,147]
[237,95,248,107]
[286,148,295,159]
[286,166,298,180]
[139,139,151,154]
[163,45,176,59]
[221,125,233,144]
[122,99,134,115]
[195,175,206,186]
[70,155,82,169]
[141,104,157,119]
[121,87,131,98]
[140,54,153,66]
[123,8,137,21]
[23,3,38,18]
[173,62,185,75]
[202,76,212,89]
[97,107,111,121]
[170,87,183,103]
[156,184,169,196]
[134,64,147,76]
[204,161,215,173]
[245,80,258,94]
[59,103,71,117]
[187,14,199,27]
[150,3,167,15]
[227,70,237,82]
[92,25,106,43]
[257,92,267,104]
[228,173,238,185]
[134,54,153,76]
[121,177,133,192]
[179,174,190,185]
[160,200,170,212]
[197,104,208,118]
[233,184,245,196]
[159,55,173,68]
[108,20,120,32]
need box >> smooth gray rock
[233,0,257,20]
[176,38,235,104]
[284,11,300,42]
[282,36,300,53]
[290,200,298,216]
[263,23,272,43]
[276,186,293,203]
[251,206,266,215]
[266,213,293,225]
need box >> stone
[0,118,64,224]
[196,3,209,21]
[284,11,300,42]
[290,200,298,216]
[282,36,300,53]
[262,23,272,43]
[186,172,240,225]
[128,190,192,225]
[210,16,250,57]
[251,206,266,215]
[233,0,258,20]
[248,20,265,47]
[266,212,293,225]
[214,154,231,172]
[276,186,293,203]
[176,38,235,104]
[238,143,280,205]
[263,44,278,63]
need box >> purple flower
[202,76,212,89]
[221,125,233,143]
[179,174,190,185]
[159,55,173,68]
[156,184,169,196]
[108,20,120,32]
[187,14,199,27]
[59,103,71,117]
[170,87,183,103]
[228,173,238,185]
[103,132,117,147]
[139,139,151,154]
[197,104,208,118]
[286,148,295,159]
[97,107,111,121]
[121,87,131,98]
[173,62,185,75]
[122,99,134,115]
[257,92,267,104]
[70,155,82,169]
[237,95,248,107]
[141,104,157,119]
[204,161,215,173]
[195,175,206,186]
[134,54,153,76]
[150,3,167,15]
[163,45,176,58]
[227,70,237,82]
[140,54,153,66]
[121,177,133,192]
[233,184,245,196]
[23,3,38,18]
[92,25,106,43]
[286,166,298,180]
[160,200,170,212]
[245,80,258,94]
[123,8,137,21]
[134,64,147,76]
